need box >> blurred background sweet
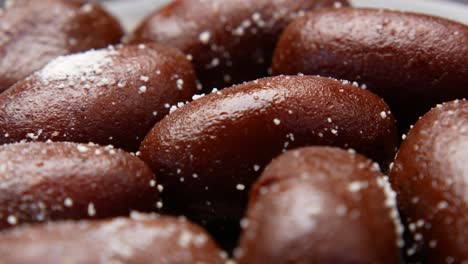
[105,0,468,31]
[2,0,466,32]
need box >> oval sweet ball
[236,147,403,264]
[0,142,159,229]
[0,0,124,92]
[0,214,225,264]
[128,0,349,91]
[139,75,398,234]
[272,8,468,130]
[389,99,468,263]
[0,43,197,151]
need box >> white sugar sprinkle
[64,197,74,207]
[437,201,448,209]
[138,86,147,94]
[7,215,17,225]
[149,180,156,187]
[157,184,164,192]
[192,94,205,100]
[380,111,388,119]
[253,164,261,172]
[156,201,163,209]
[348,181,368,192]
[76,145,89,152]
[178,231,193,248]
[38,49,112,82]
[140,75,149,82]
[176,79,184,90]
[273,118,281,125]
[240,218,250,228]
[199,31,211,44]
[87,203,96,216]
[236,184,246,191]
[81,3,93,13]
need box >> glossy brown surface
[390,99,468,263]
[0,0,123,92]
[139,75,398,237]
[272,8,468,130]
[0,214,225,264]
[129,0,349,91]
[237,147,403,264]
[0,43,197,151]
[0,142,158,229]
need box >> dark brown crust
[128,0,349,91]
[0,214,225,264]
[237,146,401,264]
[139,75,397,234]
[272,8,468,130]
[0,0,124,92]
[390,99,468,263]
[0,43,197,151]
[0,142,158,229]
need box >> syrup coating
[237,146,403,264]
[0,214,225,264]
[139,75,397,238]
[390,99,468,263]
[0,142,159,229]
[0,43,197,151]
[273,8,468,130]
